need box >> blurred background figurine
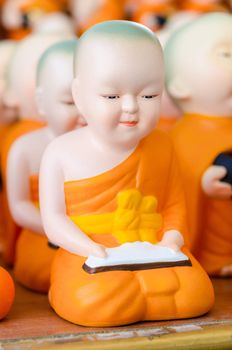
[165,13,232,277]
[6,39,84,292]
[1,32,71,266]
[1,0,69,40]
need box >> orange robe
[157,116,179,132]
[171,113,232,274]
[0,124,11,252]
[14,175,56,293]
[1,119,44,265]
[49,130,214,327]
[77,0,125,35]
[179,0,228,13]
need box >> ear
[167,77,191,101]
[35,86,45,117]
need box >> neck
[89,130,138,156]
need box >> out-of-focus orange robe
[1,119,44,265]
[171,113,232,274]
[0,124,11,252]
[14,175,55,293]
[179,0,228,13]
[49,130,214,327]
[77,0,125,35]
[157,116,179,132]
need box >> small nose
[122,94,138,114]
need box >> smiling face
[72,25,164,149]
[37,52,84,135]
[165,13,232,116]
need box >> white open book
[83,241,191,274]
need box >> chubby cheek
[57,108,75,133]
[141,100,161,123]
[202,63,232,97]
[86,100,120,129]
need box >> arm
[7,139,44,234]
[158,147,188,251]
[201,165,232,200]
[39,143,106,258]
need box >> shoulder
[42,128,85,161]
[9,128,45,155]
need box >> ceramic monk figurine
[165,13,232,276]
[1,0,69,40]
[133,0,177,32]
[0,266,14,320]
[6,39,82,293]
[69,0,125,35]
[40,20,214,327]
[1,32,70,266]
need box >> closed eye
[220,52,231,58]
[61,97,74,105]
[102,95,120,99]
[141,95,158,99]
[62,101,74,105]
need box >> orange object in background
[20,0,68,12]
[133,0,177,31]
[14,175,55,293]
[171,113,232,275]
[1,119,44,265]
[0,266,15,320]
[3,0,69,40]
[178,0,229,12]
[72,0,125,35]
[0,124,11,252]
[49,130,214,327]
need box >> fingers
[157,241,180,252]
[203,165,227,182]
[202,165,231,198]
[86,243,107,258]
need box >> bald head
[164,13,232,116]
[165,13,232,86]
[37,39,77,85]
[74,20,162,76]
